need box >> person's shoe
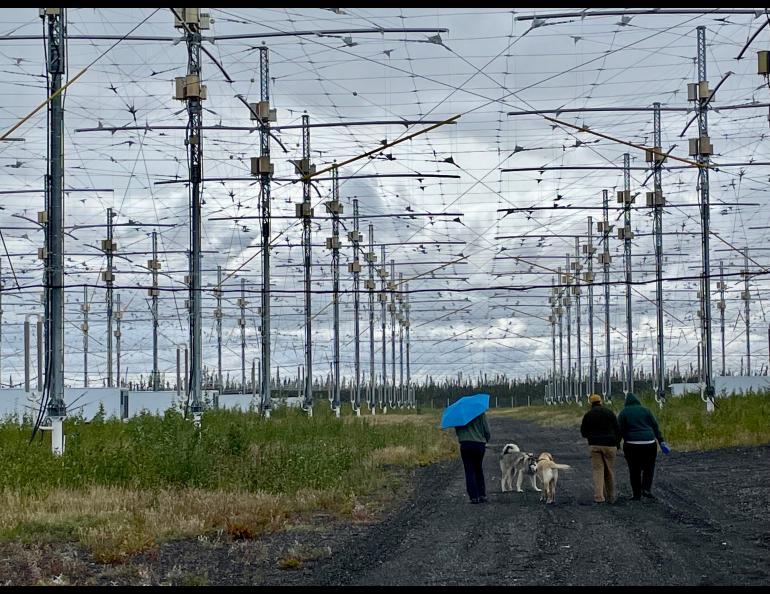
[594,500,605,504]
[479,496,488,503]
[470,498,480,504]
[630,495,641,501]
[641,490,656,500]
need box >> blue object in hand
[660,441,671,455]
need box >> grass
[490,391,770,451]
[0,403,455,563]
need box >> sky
[0,7,769,392]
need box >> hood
[624,393,641,406]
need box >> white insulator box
[348,261,362,273]
[387,281,396,291]
[365,251,377,263]
[364,279,376,290]
[378,293,388,302]
[102,271,114,282]
[101,239,117,252]
[741,290,751,301]
[81,322,89,332]
[598,252,612,264]
[37,211,48,224]
[583,272,594,283]
[687,82,698,102]
[348,230,362,243]
[325,236,341,250]
[237,298,248,307]
[148,287,159,297]
[378,268,388,279]
[616,190,633,205]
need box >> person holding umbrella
[441,394,491,504]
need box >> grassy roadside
[488,391,770,451]
[0,404,455,564]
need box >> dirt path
[4,415,767,585]
[287,415,770,586]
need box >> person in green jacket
[617,393,666,501]
[455,412,491,504]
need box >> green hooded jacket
[618,393,664,443]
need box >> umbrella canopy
[440,393,490,429]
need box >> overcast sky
[0,7,769,392]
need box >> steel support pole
[330,166,341,414]
[622,153,634,394]
[744,250,751,375]
[300,114,313,413]
[398,272,404,407]
[602,189,612,402]
[44,9,66,434]
[367,223,375,412]
[82,286,88,387]
[564,256,572,401]
[380,245,387,410]
[240,277,246,395]
[390,259,396,408]
[405,281,411,407]
[115,292,121,387]
[257,45,272,416]
[695,25,715,409]
[151,231,160,391]
[557,267,564,402]
[351,198,361,412]
[587,218,595,397]
[550,278,557,403]
[653,103,666,404]
[106,208,114,388]
[574,238,582,403]
[719,261,726,375]
[216,265,222,395]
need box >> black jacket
[580,404,621,447]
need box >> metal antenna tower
[564,255,572,400]
[389,259,396,408]
[718,260,726,375]
[43,7,66,451]
[298,113,314,414]
[651,102,666,405]
[349,198,362,414]
[585,217,596,396]
[549,278,558,403]
[692,25,715,409]
[327,165,342,416]
[366,223,376,412]
[239,277,246,394]
[405,281,411,407]
[557,266,564,402]
[115,292,121,387]
[600,189,612,403]
[214,265,222,399]
[81,286,89,387]
[617,153,634,394]
[573,237,582,402]
[104,208,115,387]
[174,8,209,420]
[742,250,751,375]
[380,245,387,411]
[149,231,160,391]
[398,272,404,407]
[248,44,275,416]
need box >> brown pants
[589,445,617,503]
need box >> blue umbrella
[440,393,490,429]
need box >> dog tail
[552,463,571,470]
[501,443,520,455]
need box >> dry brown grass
[488,405,583,427]
[0,486,355,563]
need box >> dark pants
[459,441,486,501]
[623,442,657,498]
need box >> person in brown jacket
[580,394,621,504]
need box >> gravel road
[286,415,770,586]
